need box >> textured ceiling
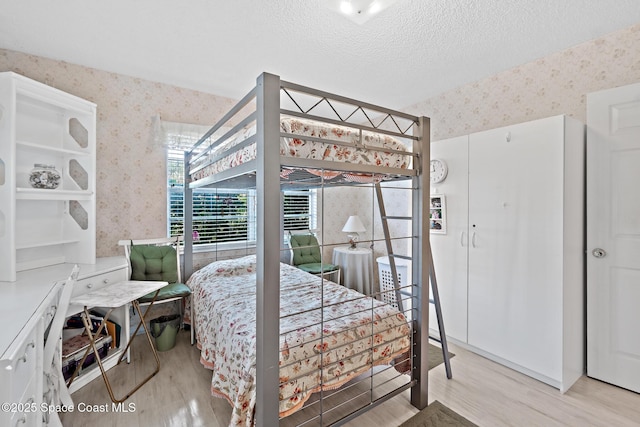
[1,0,639,109]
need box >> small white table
[67,280,167,403]
[332,246,374,295]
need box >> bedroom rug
[428,343,455,369]
[399,401,478,427]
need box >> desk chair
[43,265,79,427]
[289,232,341,284]
[118,237,194,345]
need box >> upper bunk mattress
[189,117,412,183]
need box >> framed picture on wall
[429,194,446,234]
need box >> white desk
[0,258,127,426]
[332,246,374,295]
[68,280,167,403]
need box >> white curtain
[151,114,213,151]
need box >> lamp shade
[342,215,366,233]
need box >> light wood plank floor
[61,331,640,426]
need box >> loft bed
[183,73,430,426]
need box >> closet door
[467,117,564,380]
[429,136,469,343]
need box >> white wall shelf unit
[15,188,93,200]
[429,115,585,393]
[0,72,97,282]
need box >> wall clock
[430,159,448,184]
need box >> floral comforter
[189,117,411,183]
[187,255,411,426]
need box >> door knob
[592,248,607,258]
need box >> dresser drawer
[9,382,39,427]
[4,328,38,404]
[72,268,128,298]
[10,408,38,427]
[41,301,58,331]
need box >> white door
[467,117,564,379]
[587,83,640,393]
[429,136,469,343]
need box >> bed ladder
[374,183,452,379]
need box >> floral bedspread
[189,117,411,183]
[187,255,411,426]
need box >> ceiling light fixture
[326,0,401,25]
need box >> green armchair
[118,237,194,345]
[289,233,341,283]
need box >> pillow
[129,244,178,284]
[290,234,321,265]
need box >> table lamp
[342,215,366,249]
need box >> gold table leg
[66,291,161,403]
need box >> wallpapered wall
[405,23,640,140]
[0,49,237,260]
[1,22,639,270]
[314,22,640,267]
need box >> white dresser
[0,257,127,426]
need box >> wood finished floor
[61,330,640,426]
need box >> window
[167,150,315,247]
[169,185,254,245]
[283,191,315,231]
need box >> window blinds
[167,151,313,245]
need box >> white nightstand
[332,246,374,295]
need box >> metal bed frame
[183,72,431,426]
